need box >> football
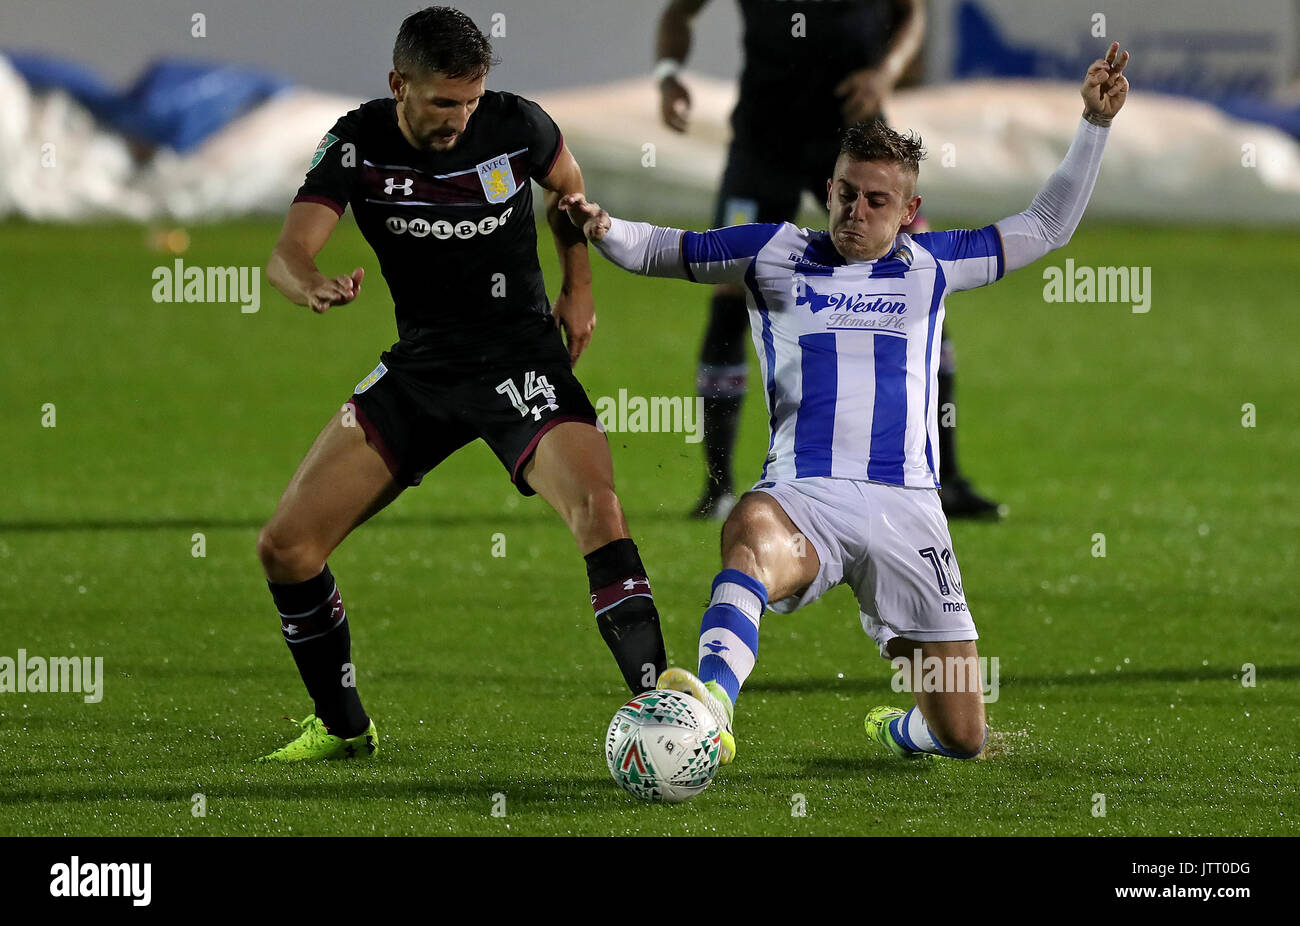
[604,689,723,803]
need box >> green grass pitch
[1,215,1296,836]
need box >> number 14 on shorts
[495,370,559,421]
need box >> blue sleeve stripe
[682,223,782,269]
[680,230,697,282]
[913,225,1002,263]
[993,225,1005,280]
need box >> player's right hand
[558,193,611,242]
[659,75,691,133]
[307,267,364,313]
[1081,42,1130,126]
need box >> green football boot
[256,714,378,763]
[864,706,928,760]
[657,668,736,765]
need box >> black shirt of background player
[734,0,899,139]
[294,91,564,369]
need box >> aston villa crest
[476,153,517,204]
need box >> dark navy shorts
[346,339,600,496]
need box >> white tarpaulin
[2,56,1297,226]
[0,55,361,222]
[535,77,1300,226]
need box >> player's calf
[708,495,819,696]
[665,493,820,762]
[664,568,769,765]
[526,422,668,693]
[587,538,667,693]
[255,405,398,756]
[696,568,766,713]
[263,563,371,741]
[869,640,989,759]
[921,701,987,757]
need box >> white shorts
[751,477,977,658]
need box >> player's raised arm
[559,193,776,286]
[655,0,710,132]
[994,43,1130,275]
[834,0,925,124]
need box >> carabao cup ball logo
[604,689,722,803]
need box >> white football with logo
[604,689,722,803]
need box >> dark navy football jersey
[294,91,565,368]
[734,0,900,138]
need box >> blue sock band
[711,568,769,608]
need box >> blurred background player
[655,0,1002,520]
[255,7,668,762]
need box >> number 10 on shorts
[496,370,558,420]
[918,546,964,595]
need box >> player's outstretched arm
[559,193,771,287]
[267,202,364,314]
[558,193,688,279]
[995,42,1130,275]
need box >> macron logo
[703,640,730,654]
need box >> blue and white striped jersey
[593,119,1108,488]
[680,221,1005,489]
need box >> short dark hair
[393,6,495,81]
[839,120,926,178]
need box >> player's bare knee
[256,524,325,582]
[930,716,987,759]
[565,485,622,537]
[947,730,987,759]
[721,496,771,547]
[719,512,763,574]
